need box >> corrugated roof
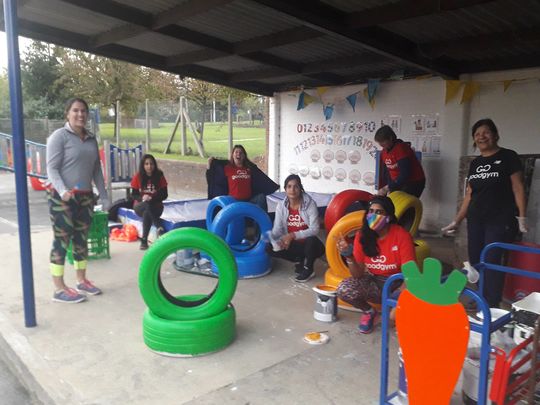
[3,0,540,96]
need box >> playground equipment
[139,227,237,356]
[379,243,540,405]
[102,140,144,207]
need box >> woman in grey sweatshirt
[46,98,108,303]
[269,174,325,283]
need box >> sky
[0,32,32,71]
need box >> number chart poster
[279,95,402,194]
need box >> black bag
[108,198,134,221]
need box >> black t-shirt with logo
[466,148,522,223]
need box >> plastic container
[503,242,540,303]
[462,347,497,405]
[67,211,110,263]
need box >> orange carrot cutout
[395,258,469,405]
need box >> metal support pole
[115,100,120,145]
[180,97,187,155]
[4,0,37,327]
[145,98,150,152]
[228,94,233,156]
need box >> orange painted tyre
[388,191,422,236]
[324,189,373,232]
[326,211,366,279]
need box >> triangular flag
[363,88,376,110]
[316,86,330,97]
[445,80,462,104]
[503,80,513,92]
[323,104,334,120]
[461,81,480,104]
[389,70,404,80]
[296,91,306,110]
[346,93,357,112]
[367,79,379,102]
[304,93,316,107]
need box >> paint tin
[312,285,337,322]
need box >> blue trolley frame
[379,242,540,405]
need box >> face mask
[366,212,390,232]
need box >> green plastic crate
[67,211,110,264]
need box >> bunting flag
[445,80,462,104]
[367,79,379,103]
[323,104,334,120]
[346,93,358,112]
[316,86,330,97]
[460,81,480,104]
[297,91,306,110]
[296,91,316,110]
[363,87,376,110]
[503,80,513,92]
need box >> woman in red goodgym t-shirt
[130,154,168,250]
[375,125,425,198]
[336,196,416,334]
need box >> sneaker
[52,288,86,304]
[294,262,304,274]
[358,310,377,334]
[76,279,102,296]
[140,239,148,250]
[294,267,315,283]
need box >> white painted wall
[269,68,540,234]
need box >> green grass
[98,122,266,163]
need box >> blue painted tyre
[210,202,272,278]
[205,196,243,245]
[139,227,237,321]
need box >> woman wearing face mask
[131,154,168,250]
[442,118,527,308]
[268,174,325,283]
[336,196,416,334]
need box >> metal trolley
[379,242,540,405]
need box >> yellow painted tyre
[388,191,422,236]
[413,239,431,268]
[325,211,366,279]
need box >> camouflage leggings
[337,274,401,311]
[48,190,94,265]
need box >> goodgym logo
[372,255,387,263]
[476,164,491,173]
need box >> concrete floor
[0,226,464,405]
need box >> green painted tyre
[142,296,236,356]
[139,227,237,321]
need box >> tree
[20,41,67,118]
[0,72,10,117]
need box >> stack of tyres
[139,227,238,356]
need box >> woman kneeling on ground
[336,196,416,334]
[268,174,325,283]
[131,154,168,250]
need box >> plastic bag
[110,224,139,242]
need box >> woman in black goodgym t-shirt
[442,119,528,307]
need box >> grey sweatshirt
[271,192,320,240]
[46,123,107,201]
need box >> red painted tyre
[324,189,373,232]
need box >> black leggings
[134,201,164,240]
[270,236,325,270]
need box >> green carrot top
[402,258,467,305]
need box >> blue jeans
[467,217,517,307]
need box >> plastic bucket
[175,249,194,267]
[312,285,337,322]
[461,347,496,404]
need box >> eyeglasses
[368,208,386,215]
